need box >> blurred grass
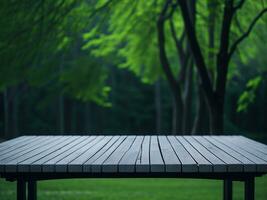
[0,176,267,200]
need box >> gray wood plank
[205,136,256,172]
[0,136,29,151]
[236,136,267,151]
[220,136,267,161]
[136,136,150,173]
[68,136,113,172]
[90,136,127,172]
[193,136,243,172]
[83,136,121,172]
[30,136,84,172]
[0,136,55,172]
[119,136,144,172]
[230,136,267,155]
[0,135,266,175]
[42,136,95,172]
[158,136,181,172]
[102,136,136,173]
[176,136,212,172]
[0,136,25,146]
[167,136,197,172]
[216,136,267,172]
[55,136,103,172]
[4,136,68,172]
[184,136,226,172]
[18,136,80,172]
[0,136,40,158]
[150,136,164,172]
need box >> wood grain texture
[0,135,267,175]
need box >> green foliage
[237,76,262,112]
[0,0,111,106]
[82,0,186,84]
[0,0,78,89]
[1,0,267,135]
[59,56,111,107]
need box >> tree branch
[169,19,190,83]
[176,0,214,102]
[157,0,182,100]
[215,0,234,95]
[228,8,267,59]
[169,18,185,61]
[233,0,245,11]
[89,0,114,19]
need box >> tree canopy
[0,0,267,139]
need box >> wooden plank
[102,136,136,172]
[30,136,84,172]
[237,136,267,152]
[55,136,103,172]
[205,136,256,172]
[167,136,197,172]
[0,135,265,175]
[4,137,68,172]
[150,136,164,172]
[42,136,95,172]
[0,136,41,158]
[0,136,29,151]
[193,136,243,172]
[119,136,144,172]
[136,136,150,173]
[18,136,80,172]
[83,136,121,172]
[220,136,267,161]
[230,136,267,156]
[158,136,181,172]
[68,136,113,172]
[176,136,212,172]
[0,136,25,146]
[215,136,267,172]
[90,136,127,172]
[0,136,55,172]
[184,136,226,172]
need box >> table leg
[223,179,233,200]
[17,178,26,200]
[245,177,254,200]
[28,180,37,200]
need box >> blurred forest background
[0,0,267,141]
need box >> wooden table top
[0,135,267,175]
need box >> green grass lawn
[0,176,267,200]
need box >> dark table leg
[245,177,255,200]
[223,179,233,200]
[28,180,37,200]
[17,178,26,200]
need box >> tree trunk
[3,89,8,138]
[84,103,91,133]
[59,52,65,134]
[64,97,72,134]
[209,100,224,134]
[182,58,193,133]
[157,9,183,134]
[155,80,162,134]
[13,88,18,137]
[59,94,64,134]
[3,87,19,138]
[71,101,77,133]
[172,96,183,134]
[192,86,205,134]
[0,93,4,138]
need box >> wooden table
[0,135,267,200]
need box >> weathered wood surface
[0,135,267,174]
